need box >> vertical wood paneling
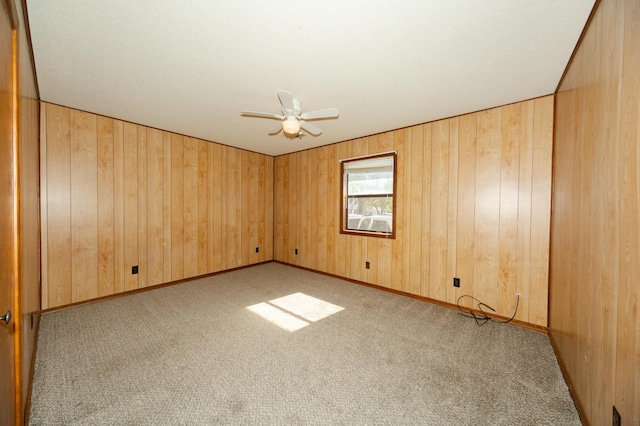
[498,104,520,316]
[552,0,640,424]
[550,1,640,424]
[40,104,49,308]
[235,150,243,266]
[309,149,319,271]
[70,110,98,302]
[529,96,553,326]
[290,152,300,265]
[123,123,139,291]
[615,1,640,422]
[137,126,147,287]
[198,140,209,275]
[240,151,251,265]
[316,146,328,272]
[265,156,274,260]
[45,105,71,308]
[212,143,222,272]
[20,95,41,421]
[183,137,198,278]
[97,116,115,297]
[273,97,553,327]
[473,109,501,310]
[456,113,477,309]
[409,126,424,296]
[42,104,274,309]
[257,154,266,262]
[113,121,125,293]
[147,129,164,286]
[248,152,258,264]
[208,143,216,269]
[516,101,534,322]
[430,121,448,300]
[171,134,184,280]
[326,146,338,274]
[226,147,238,268]
[446,118,459,303]
[400,130,411,293]
[162,132,172,281]
[274,156,285,262]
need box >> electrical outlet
[256,247,259,253]
[295,248,298,255]
[613,406,621,426]
[366,261,370,269]
[132,266,138,274]
[453,277,460,288]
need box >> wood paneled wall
[274,96,554,327]
[18,91,39,424]
[550,0,640,424]
[40,103,274,310]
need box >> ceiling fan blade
[300,108,340,120]
[241,110,284,120]
[268,123,283,135]
[300,121,323,136]
[278,90,295,113]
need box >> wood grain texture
[198,140,209,275]
[550,0,640,424]
[137,127,148,288]
[19,84,41,422]
[474,108,501,312]
[45,104,72,308]
[456,113,477,309]
[273,97,553,326]
[41,104,274,309]
[97,116,115,297]
[183,137,198,278]
[211,143,222,272]
[123,123,139,291]
[498,104,520,316]
[162,132,172,281]
[430,121,448,301]
[170,134,184,280]
[40,104,49,308]
[147,128,164,286]
[70,110,99,302]
[113,121,125,294]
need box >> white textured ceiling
[27,1,594,156]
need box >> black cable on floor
[456,293,520,326]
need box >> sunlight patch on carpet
[247,293,344,332]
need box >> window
[340,152,396,238]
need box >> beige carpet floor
[29,262,581,425]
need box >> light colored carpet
[29,262,581,425]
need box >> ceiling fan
[241,91,339,137]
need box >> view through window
[341,153,396,237]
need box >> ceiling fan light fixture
[282,116,301,135]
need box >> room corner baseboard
[41,261,275,315]
[274,261,548,333]
[548,330,589,426]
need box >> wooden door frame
[2,0,21,424]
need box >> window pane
[341,153,396,237]
[347,172,393,195]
